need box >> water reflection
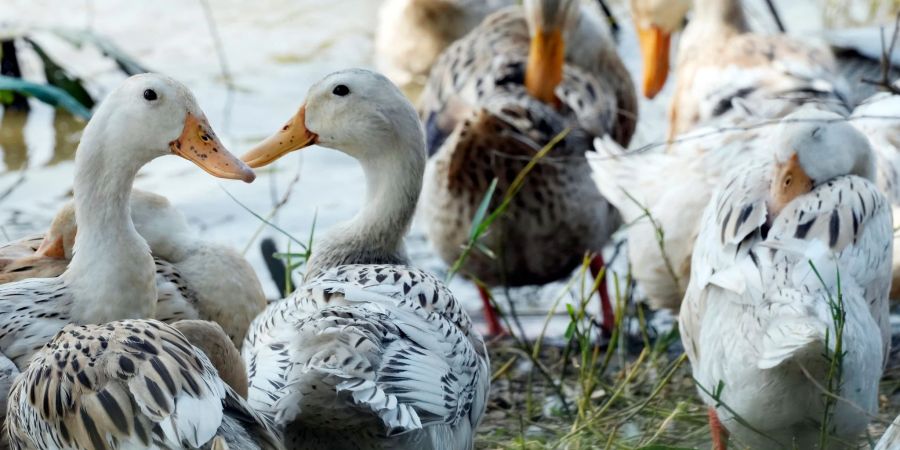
[0,111,27,172]
[46,111,83,166]
[0,109,85,172]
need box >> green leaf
[51,29,150,76]
[564,321,576,340]
[26,37,94,109]
[0,75,91,118]
[0,90,13,105]
[468,178,498,241]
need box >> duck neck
[308,136,425,276]
[691,0,748,34]
[64,128,157,323]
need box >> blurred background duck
[239,69,489,450]
[418,0,636,335]
[7,319,282,450]
[376,0,513,89]
[0,74,255,423]
[0,189,267,347]
[630,0,850,139]
[680,111,890,449]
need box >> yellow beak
[525,27,565,106]
[241,104,318,168]
[636,24,671,99]
[169,113,256,183]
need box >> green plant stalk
[809,260,845,449]
[446,128,570,282]
[621,189,680,291]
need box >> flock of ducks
[0,0,897,448]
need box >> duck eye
[783,175,792,187]
[332,85,350,96]
[143,89,158,101]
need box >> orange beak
[169,113,256,183]
[241,104,318,168]
[636,24,671,99]
[525,27,565,107]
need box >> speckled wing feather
[6,319,282,450]
[243,265,488,450]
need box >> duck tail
[587,136,649,223]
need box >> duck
[849,87,900,299]
[0,73,255,420]
[5,319,283,449]
[417,0,636,334]
[0,189,267,347]
[375,0,513,88]
[630,0,851,139]
[679,109,891,449]
[239,69,489,450]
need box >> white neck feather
[63,120,157,324]
[688,0,748,35]
[307,127,425,276]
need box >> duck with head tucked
[680,110,890,449]
[240,68,489,450]
[418,0,636,335]
[0,73,255,423]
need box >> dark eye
[143,89,158,101]
[332,85,350,96]
[783,175,792,187]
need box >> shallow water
[0,0,888,336]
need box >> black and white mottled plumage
[679,116,891,447]
[6,319,283,450]
[239,69,490,450]
[418,0,634,286]
[244,265,488,450]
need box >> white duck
[0,189,267,347]
[849,88,900,298]
[239,69,489,450]
[680,109,891,449]
[375,0,513,88]
[630,0,850,139]
[0,74,255,421]
[6,319,282,449]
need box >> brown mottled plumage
[6,319,282,450]
[418,0,634,287]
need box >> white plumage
[679,110,891,449]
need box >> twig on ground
[861,11,900,95]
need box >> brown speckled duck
[418,0,636,334]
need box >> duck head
[768,109,875,218]
[241,69,424,169]
[82,73,255,183]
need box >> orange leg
[708,407,729,450]
[476,284,506,337]
[589,254,615,337]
